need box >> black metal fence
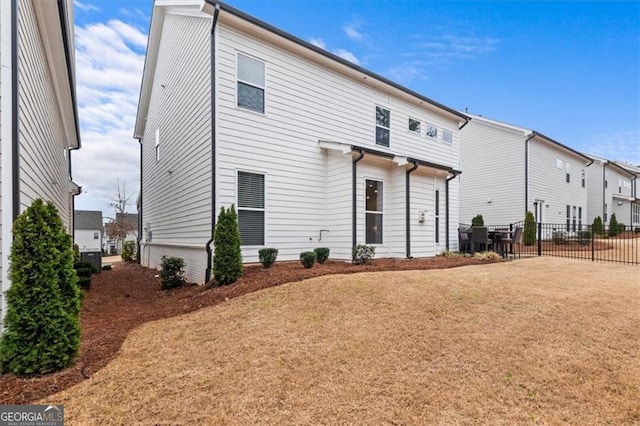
[489,222,640,265]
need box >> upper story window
[442,130,453,144]
[93,232,99,240]
[581,169,585,188]
[375,107,390,147]
[408,118,421,134]
[237,53,265,114]
[565,163,571,183]
[426,124,438,140]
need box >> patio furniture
[458,227,471,253]
[471,227,493,253]
[500,227,523,259]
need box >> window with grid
[566,205,571,231]
[408,118,421,134]
[237,171,265,246]
[375,107,390,147]
[94,232,99,240]
[426,124,437,139]
[365,179,383,244]
[237,53,265,113]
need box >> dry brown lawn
[46,257,639,425]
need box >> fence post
[537,222,542,256]
[591,228,595,262]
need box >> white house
[74,210,103,252]
[587,156,637,229]
[614,161,640,230]
[459,114,592,228]
[134,1,468,283]
[0,0,81,316]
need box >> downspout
[204,3,220,284]
[524,132,536,216]
[352,150,365,254]
[602,161,608,221]
[631,175,637,225]
[136,138,142,264]
[405,162,418,258]
[11,0,19,220]
[445,170,461,251]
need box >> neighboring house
[74,210,103,252]
[459,114,592,228]
[134,1,468,283]
[0,1,81,316]
[587,156,638,229]
[105,213,139,254]
[614,161,640,230]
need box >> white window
[426,124,438,139]
[155,128,160,162]
[556,159,564,169]
[442,130,453,144]
[581,169,585,188]
[633,204,640,224]
[435,189,440,243]
[375,107,390,147]
[565,163,571,183]
[237,171,265,246]
[365,179,383,244]
[93,232,99,240]
[237,53,265,113]
[408,118,421,134]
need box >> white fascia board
[318,140,352,154]
[393,156,409,166]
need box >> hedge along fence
[0,199,82,375]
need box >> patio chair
[458,227,471,253]
[471,227,493,253]
[500,227,523,259]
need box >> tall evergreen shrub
[213,205,243,286]
[471,214,484,227]
[592,216,603,236]
[523,211,536,246]
[608,213,618,237]
[0,199,81,375]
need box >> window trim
[425,123,438,140]
[364,178,384,245]
[236,51,267,115]
[435,189,440,243]
[375,106,390,147]
[236,169,267,247]
[441,130,453,145]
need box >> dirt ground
[0,255,492,404]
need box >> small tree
[0,199,81,375]
[523,211,536,246]
[608,213,619,237]
[592,216,603,236]
[213,205,243,286]
[471,214,484,227]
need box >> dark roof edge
[57,0,81,149]
[207,0,469,123]
[532,131,591,163]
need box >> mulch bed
[0,255,496,405]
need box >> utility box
[80,251,102,272]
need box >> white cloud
[309,37,327,50]
[387,61,428,86]
[344,23,364,41]
[73,19,146,214]
[75,1,100,12]
[417,34,500,61]
[334,49,360,65]
[583,129,640,165]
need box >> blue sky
[72,0,640,216]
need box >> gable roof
[134,0,468,139]
[464,113,592,163]
[589,155,637,178]
[74,210,102,230]
[116,213,139,228]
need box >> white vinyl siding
[237,171,265,246]
[17,0,70,226]
[139,13,212,283]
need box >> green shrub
[258,248,279,268]
[577,231,591,245]
[609,213,618,237]
[592,216,604,236]
[78,277,91,290]
[314,247,330,264]
[73,243,80,263]
[635,227,640,233]
[352,244,375,265]
[213,205,243,286]
[74,261,97,273]
[160,256,185,290]
[121,241,136,262]
[523,211,536,246]
[471,214,484,227]
[75,267,93,278]
[300,251,316,269]
[552,231,567,245]
[617,223,626,233]
[0,199,81,375]
[101,264,112,271]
